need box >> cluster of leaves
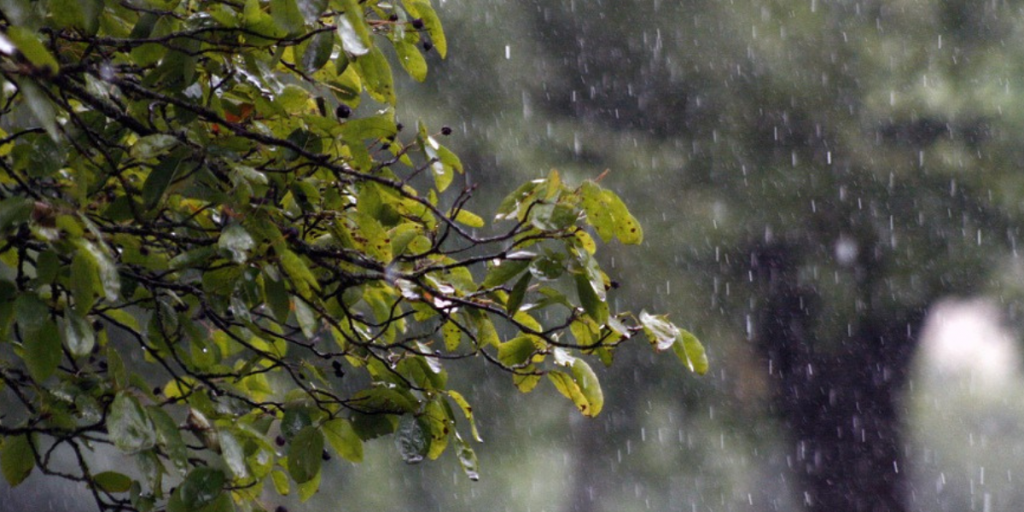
[0,1,705,511]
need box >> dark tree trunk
[753,244,923,512]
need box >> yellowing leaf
[323,418,364,463]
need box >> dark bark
[753,243,923,512]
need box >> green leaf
[218,224,255,264]
[280,407,313,440]
[130,134,179,160]
[482,258,531,288]
[672,329,709,375]
[263,265,292,324]
[336,0,371,56]
[287,426,324,484]
[350,387,417,414]
[218,428,248,479]
[270,0,305,35]
[506,272,531,315]
[575,273,609,325]
[12,79,58,141]
[300,30,334,74]
[353,46,395,105]
[61,312,96,358]
[497,335,537,367]
[22,317,61,382]
[638,310,678,351]
[76,239,120,303]
[404,0,447,58]
[0,434,35,487]
[6,26,59,74]
[107,393,157,453]
[148,406,188,473]
[571,359,604,416]
[293,297,317,338]
[0,197,33,233]
[278,249,320,298]
[395,415,428,464]
[177,467,225,510]
[141,152,184,210]
[322,418,363,463]
[394,39,427,82]
[107,343,129,390]
[93,471,133,493]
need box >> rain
[5,0,1024,511]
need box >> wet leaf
[218,428,248,479]
[107,393,157,453]
[270,0,305,35]
[287,427,323,484]
[61,312,95,358]
[0,434,35,487]
[571,359,603,416]
[395,415,428,464]
[93,471,133,493]
[336,0,371,56]
[177,467,225,510]
[22,318,61,382]
[506,272,531,314]
[218,224,255,264]
[353,46,395,105]
[639,311,678,351]
[482,258,530,288]
[672,329,709,375]
[575,273,608,325]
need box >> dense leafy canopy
[0,1,704,511]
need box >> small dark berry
[139,246,150,256]
[333,369,345,378]
[276,507,289,512]
[173,303,188,313]
[153,387,162,395]
[275,435,286,446]
[380,143,390,151]
[411,18,425,29]
[389,14,398,21]
[335,104,352,119]
[322,450,331,461]
[331,360,342,370]
[440,126,452,136]
[283,226,299,239]
[422,40,433,52]
[396,123,404,132]
[91,320,104,331]
[98,361,108,370]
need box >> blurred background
[8,0,1024,511]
